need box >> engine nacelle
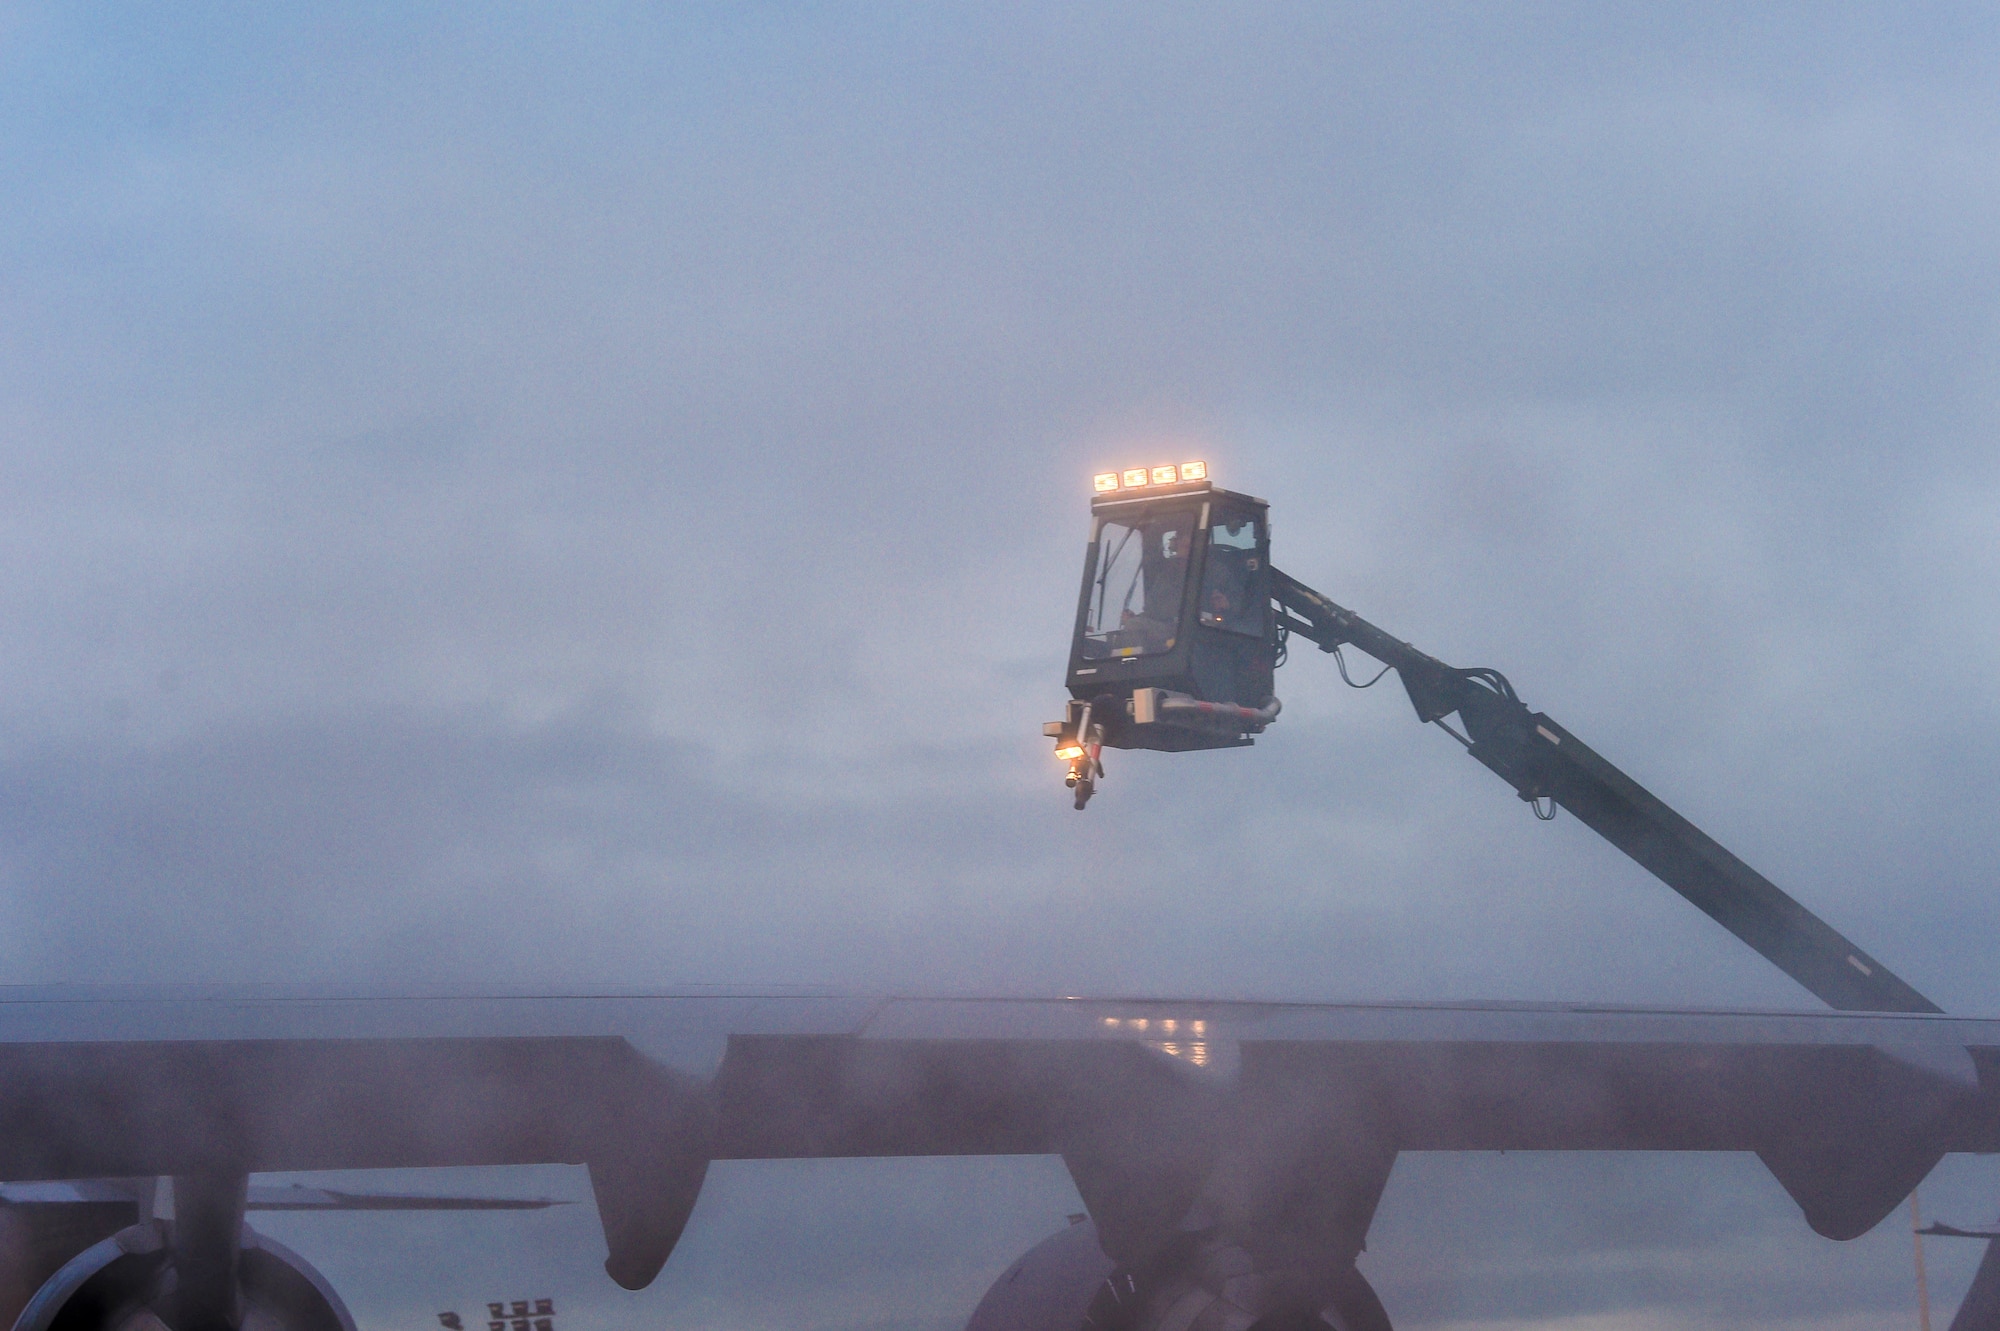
[965,1219,1114,1331]
[966,1222,1393,1331]
[11,1221,353,1331]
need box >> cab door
[1188,504,1273,706]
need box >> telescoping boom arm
[1272,569,1940,1015]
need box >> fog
[5,3,2000,1326]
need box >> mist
[5,2,2000,1326]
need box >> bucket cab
[1060,464,1276,753]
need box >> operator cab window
[1082,509,1195,658]
[1200,515,1265,636]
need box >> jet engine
[11,1220,353,1331]
[967,1221,1393,1331]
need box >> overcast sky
[6,3,2000,1328]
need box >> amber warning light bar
[1092,460,1206,493]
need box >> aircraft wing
[1,987,1996,1287]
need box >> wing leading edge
[0,989,1996,1286]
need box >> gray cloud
[5,2,2000,1326]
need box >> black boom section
[1501,715,1938,1014]
[1272,569,1940,1015]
